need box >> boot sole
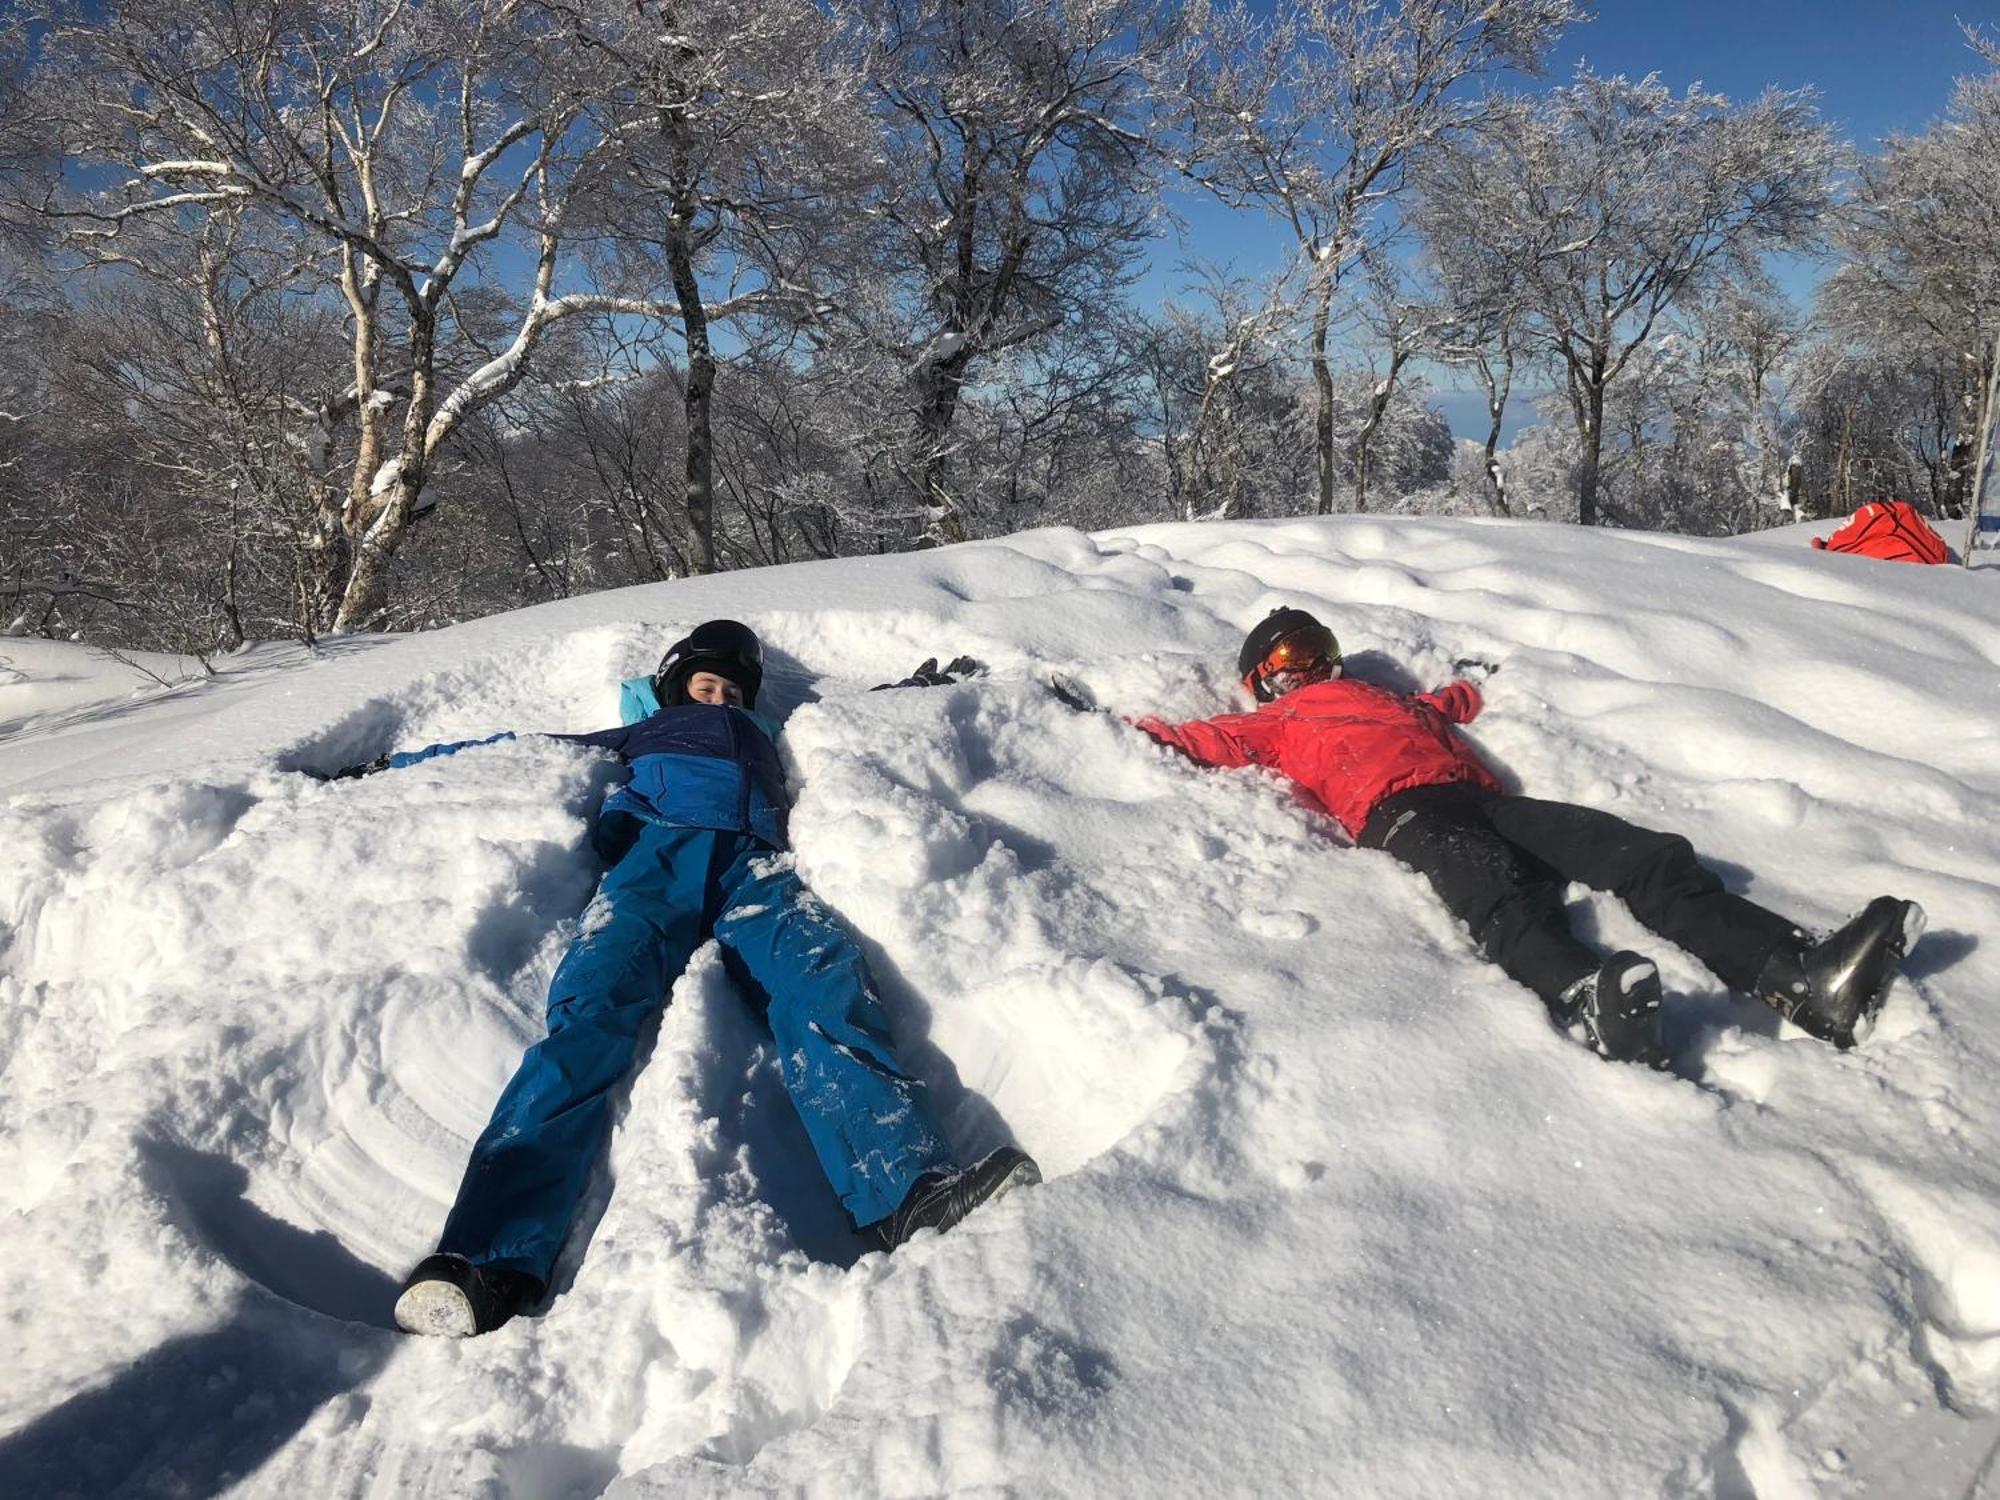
[986,1155,1042,1205]
[1593,956,1669,1068]
[394,1279,479,1338]
[1898,901,1928,957]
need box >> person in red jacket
[1132,607,1926,1065]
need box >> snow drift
[2,515,1998,1498]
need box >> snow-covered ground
[2,515,1998,1499]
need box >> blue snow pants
[436,822,953,1285]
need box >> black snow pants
[1357,782,1800,1008]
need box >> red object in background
[1811,500,1951,563]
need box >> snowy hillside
[3,515,1999,1499]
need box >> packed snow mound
[2,515,1998,1498]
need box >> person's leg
[711,850,955,1231]
[433,823,718,1288]
[1359,783,1600,1006]
[1483,796,1800,991]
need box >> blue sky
[1571,0,1983,145]
[1153,0,1993,440]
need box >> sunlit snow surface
[2,516,1998,1498]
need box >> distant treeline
[0,2,1992,651]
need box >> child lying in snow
[1127,608,1925,1069]
[331,621,1037,1336]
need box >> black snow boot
[393,1253,544,1337]
[1556,951,1670,1069]
[868,1146,1042,1252]
[1755,896,1926,1050]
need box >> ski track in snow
[1,516,1998,1498]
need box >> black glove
[874,656,986,690]
[328,754,391,781]
[1452,658,1500,683]
[1046,673,1098,713]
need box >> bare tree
[1129,269,1313,522]
[963,321,1150,529]
[1821,57,2000,552]
[1783,339,1968,522]
[1435,305,1524,517]
[1419,73,1834,525]
[1703,277,1803,510]
[838,0,1169,546]
[1413,170,1537,517]
[1592,320,1763,535]
[1481,285,1804,537]
[560,0,875,575]
[1171,0,1579,518]
[1346,252,1459,512]
[21,0,696,631]
[711,357,858,564]
[0,21,54,489]
[0,18,50,258]
[1133,268,1301,520]
[58,220,364,646]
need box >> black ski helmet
[654,619,764,708]
[1238,607,1339,702]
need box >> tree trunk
[327,257,387,636]
[1481,350,1513,518]
[218,497,246,652]
[913,349,972,545]
[665,192,717,575]
[333,484,404,633]
[1351,350,1410,516]
[297,388,358,639]
[343,275,387,541]
[333,318,435,632]
[1185,363,1233,522]
[1945,358,1980,519]
[1834,406,1854,518]
[302,491,349,638]
[1577,377,1606,526]
[1963,328,2000,565]
[1750,367,1774,507]
[682,352,716,573]
[1352,388,1378,514]
[1311,284,1336,515]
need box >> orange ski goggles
[1245,624,1341,698]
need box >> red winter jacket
[1133,677,1499,837]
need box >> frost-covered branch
[1170,0,1582,514]
[1413,70,1835,525]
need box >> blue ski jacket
[387,676,790,848]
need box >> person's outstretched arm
[325,655,996,778]
[323,730,517,780]
[1130,708,1284,770]
[548,722,639,754]
[326,721,637,781]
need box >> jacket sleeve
[385,731,517,770]
[1414,680,1483,724]
[1130,709,1283,769]
[548,723,636,757]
